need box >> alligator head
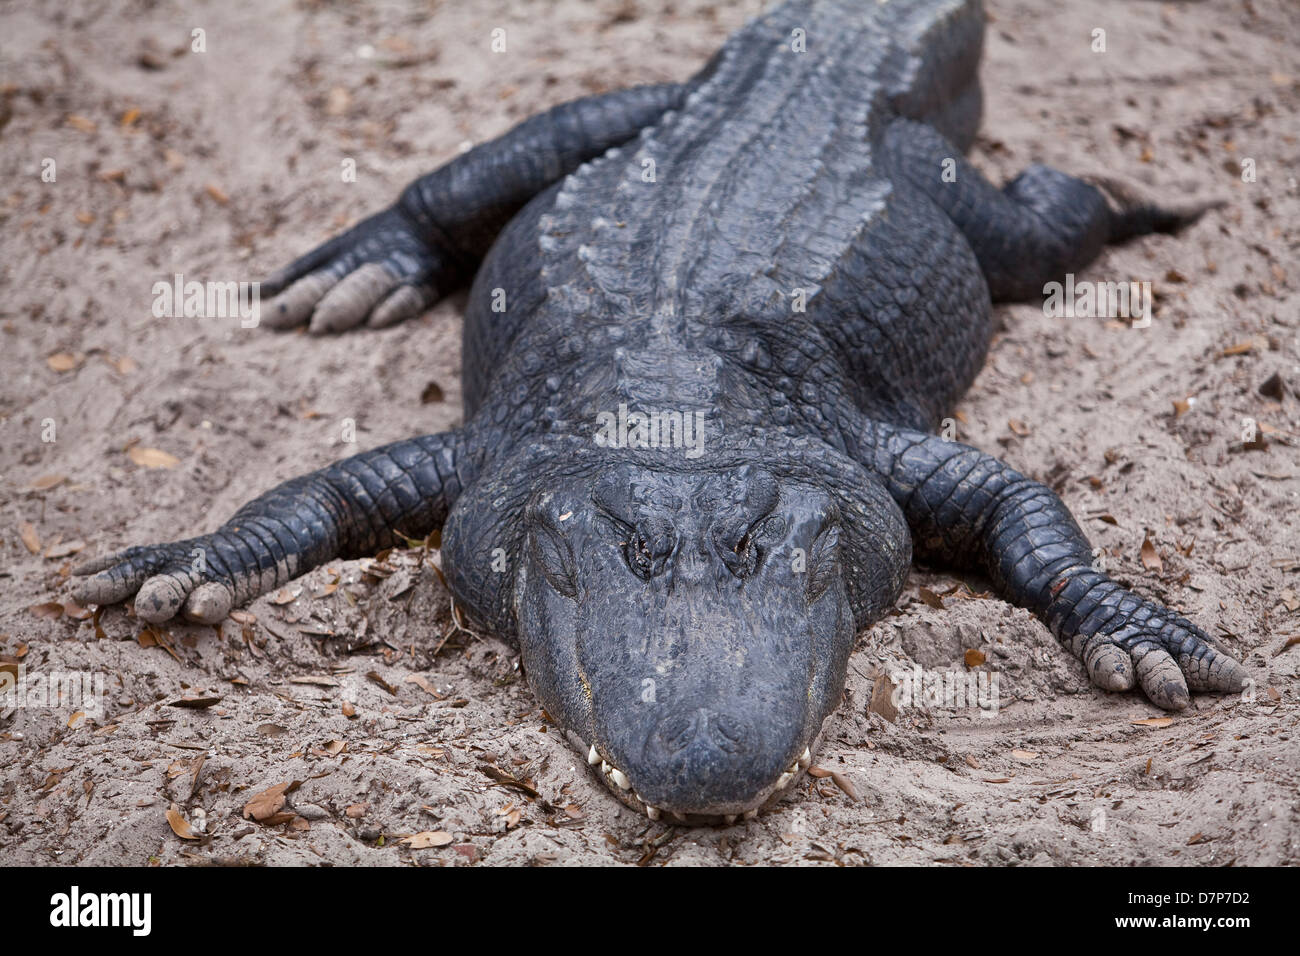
[441,435,911,824]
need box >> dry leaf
[19,522,40,554]
[341,701,356,717]
[868,674,898,722]
[289,675,339,687]
[68,711,85,728]
[166,804,199,840]
[367,671,398,696]
[1140,535,1164,573]
[167,695,221,709]
[325,86,351,116]
[1011,749,1039,761]
[128,446,180,469]
[46,351,80,372]
[405,674,445,698]
[1132,717,1174,728]
[29,602,64,620]
[829,771,859,801]
[917,586,944,609]
[29,474,67,491]
[402,830,453,849]
[45,539,86,558]
[243,783,289,822]
[66,114,97,133]
[1219,341,1254,357]
[345,802,369,819]
[964,648,986,668]
[62,601,92,621]
[205,183,229,205]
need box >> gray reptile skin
[74,0,1248,823]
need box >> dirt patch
[1,0,1297,866]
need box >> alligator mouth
[562,728,822,826]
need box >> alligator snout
[582,719,815,825]
[507,459,879,824]
[633,708,781,815]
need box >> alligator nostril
[653,708,753,757]
[656,712,697,753]
[709,712,748,754]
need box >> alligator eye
[531,524,578,599]
[625,531,656,579]
[805,523,841,601]
[730,529,760,577]
[719,515,784,579]
[624,520,674,579]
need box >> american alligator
[74,0,1248,824]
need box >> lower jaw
[563,725,828,826]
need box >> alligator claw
[261,204,442,333]
[71,537,237,625]
[1071,605,1249,711]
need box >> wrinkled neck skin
[442,419,911,822]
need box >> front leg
[72,430,467,624]
[852,420,1248,710]
[261,83,686,333]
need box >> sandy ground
[1,0,1298,867]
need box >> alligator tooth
[723,814,737,825]
[646,805,661,821]
[671,811,688,823]
[799,747,812,769]
[743,809,758,821]
[776,772,793,789]
[587,744,600,765]
[788,761,800,775]
[610,768,631,790]
[601,761,611,775]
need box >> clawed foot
[1064,592,1249,710]
[70,536,260,625]
[261,204,448,333]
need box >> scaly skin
[74,0,1248,823]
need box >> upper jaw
[562,727,821,826]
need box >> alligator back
[463,0,987,428]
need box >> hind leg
[882,118,1217,301]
